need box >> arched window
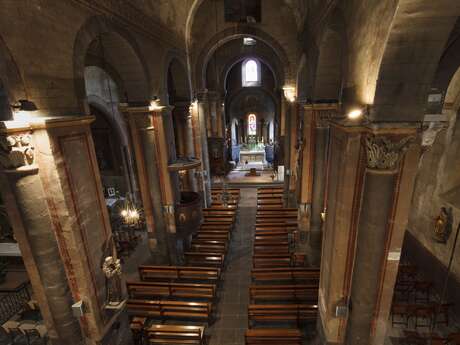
[242,58,261,87]
[248,113,257,135]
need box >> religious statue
[102,256,122,306]
[433,207,452,243]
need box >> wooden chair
[391,303,415,328]
[414,305,435,330]
[245,328,302,345]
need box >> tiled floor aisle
[206,188,257,345]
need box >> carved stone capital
[364,135,414,171]
[0,133,36,172]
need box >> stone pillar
[283,100,298,207]
[193,93,212,207]
[121,104,175,263]
[317,122,420,345]
[345,134,419,345]
[1,116,133,345]
[185,106,198,192]
[151,105,180,264]
[299,103,339,266]
[0,130,82,345]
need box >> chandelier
[120,197,141,225]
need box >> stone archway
[73,15,152,114]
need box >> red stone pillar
[1,116,131,345]
[317,122,420,345]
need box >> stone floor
[206,188,257,345]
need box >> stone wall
[405,110,460,315]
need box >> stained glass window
[248,114,257,135]
[242,59,260,87]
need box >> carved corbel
[0,133,36,173]
[364,135,415,171]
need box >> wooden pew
[245,328,302,345]
[203,216,234,223]
[139,265,221,283]
[248,304,318,326]
[253,254,293,268]
[254,233,289,242]
[146,324,206,345]
[257,207,297,213]
[191,239,228,250]
[200,224,233,232]
[197,229,231,237]
[194,232,230,241]
[251,267,320,283]
[126,281,216,301]
[204,205,237,210]
[249,284,318,303]
[191,243,226,254]
[127,299,212,322]
[253,244,290,255]
[184,252,225,268]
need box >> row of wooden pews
[126,188,241,345]
[244,187,320,345]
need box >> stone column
[121,104,173,263]
[1,116,134,345]
[301,103,339,266]
[317,122,419,345]
[283,100,298,207]
[345,134,419,345]
[151,105,180,264]
[0,130,82,345]
[193,93,211,207]
[185,105,198,192]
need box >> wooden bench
[248,304,318,326]
[253,244,290,255]
[254,233,289,242]
[126,281,216,300]
[249,284,318,303]
[253,254,293,268]
[203,216,234,223]
[127,299,212,322]
[139,265,221,282]
[201,223,232,229]
[191,243,226,254]
[251,267,320,283]
[204,205,237,210]
[191,239,228,250]
[146,324,206,345]
[197,229,231,237]
[245,328,302,345]
[184,252,225,268]
[195,232,230,241]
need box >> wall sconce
[346,106,368,121]
[11,99,38,112]
[282,86,296,103]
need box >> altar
[239,150,265,164]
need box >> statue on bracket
[433,207,453,243]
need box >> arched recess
[73,15,151,114]
[312,28,344,102]
[166,57,192,162]
[84,65,138,199]
[194,26,292,91]
[308,7,347,103]
[371,0,460,122]
[0,35,26,121]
